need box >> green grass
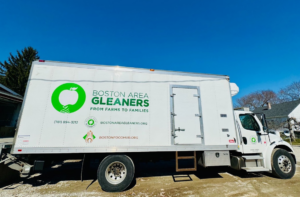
[282,137,300,145]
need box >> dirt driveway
[1,148,300,197]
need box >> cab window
[239,114,260,131]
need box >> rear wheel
[97,155,135,192]
[272,149,295,179]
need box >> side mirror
[257,128,264,134]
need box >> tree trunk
[288,117,297,142]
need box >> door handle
[175,127,185,131]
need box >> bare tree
[267,119,287,131]
[278,81,300,102]
[236,90,278,110]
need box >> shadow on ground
[1,159,272,191]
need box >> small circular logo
[251,137,256,144]
[85,117,97,128]
[51,83,86,113]
[88,119,95,126]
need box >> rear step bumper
[1,152,32,178]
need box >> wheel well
[274,145,296,163]
[275,145,292,152]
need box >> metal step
[241,167,269,172]
[242,155,264,160]
[176,151,197,172]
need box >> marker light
[39,60,45,62]
[150,69,155,71]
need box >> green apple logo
[51,83,86,113]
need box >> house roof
[253,100,300,119]
[0,83,23,103]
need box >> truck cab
[232,109,296,179]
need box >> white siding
[288,104,300,122]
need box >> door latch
[171,112,177,116]
[175,127,185,131]
[195,114,201,117]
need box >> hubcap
[105,161,127,185]
[278,155,292,173]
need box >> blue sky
[1,0,300,103]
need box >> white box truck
[0,60,296,192]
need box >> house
[0,83,23,137]
[253,99,300,138]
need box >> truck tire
[272,149,295,179]
[97,155,135,192]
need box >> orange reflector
[150,69,155,71]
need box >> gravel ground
[1,147,300,197]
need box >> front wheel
[97,155,135,192]
[272,148,295,179]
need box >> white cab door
[236,112,268,154]
[172,87,202,144]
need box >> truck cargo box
[12,61,237,154]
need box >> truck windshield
[239,114,260,131]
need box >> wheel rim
[105,161,127,185]
[278,155,292,173]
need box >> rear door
[171,85,203,144]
